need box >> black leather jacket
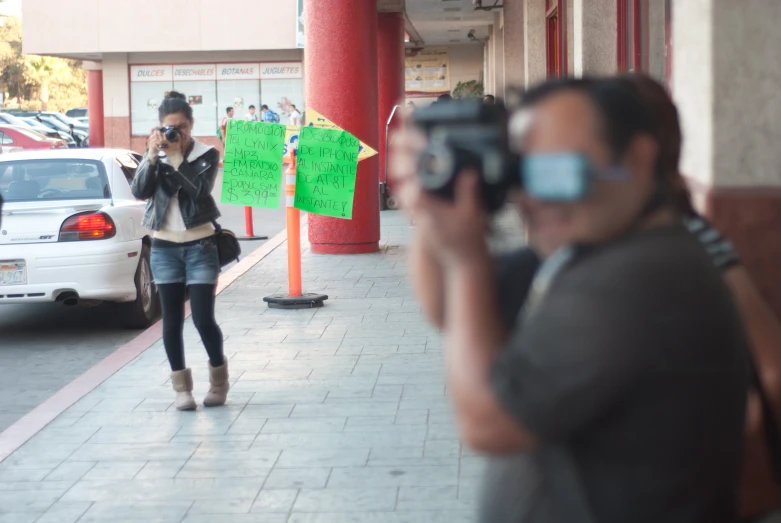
[131,140,221,231]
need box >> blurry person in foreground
[390,77,750,523]
[619,73,781,523]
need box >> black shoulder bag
[211,221,241,267]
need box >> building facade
[23,0,305,151]
[22,0,781,318]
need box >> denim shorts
[150,237,220,286]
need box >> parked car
[0,113,61,140]
[0,148,159,328]
[74,117,89,126]
[66,107,87,119]
[15,111,88,132]
[13,117,77,148]
[45,112,89,132]
[0,125,68,151]
[30,116,89,147]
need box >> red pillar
[305,0,380,254]
[377,12,406,196]
[87,70,104,148]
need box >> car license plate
[0,261,26,286]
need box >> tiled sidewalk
[0,212,489,523]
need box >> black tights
[158,283,224,372]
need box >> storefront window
[217,80,260,122]
[260,62,304,125]
[130,65,173,136]
[617,0,670,86]
[261,79,304,125]
[173,64,218,137]
[129,62,303,137]
[216,63,261,123]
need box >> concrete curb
[0,226,290,463]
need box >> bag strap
[211,220,222,232]
[750,357,781,483]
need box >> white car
[0,148,159,328]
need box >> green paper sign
[294,126,360,219]
[221,120,286,209]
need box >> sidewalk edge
[0,226,290,463]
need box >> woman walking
[131,91,229,410]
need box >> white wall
[524,0,547,87]
[23,0,297,55]
[103,54,130,118]
[449,44,485,93]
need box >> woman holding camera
[131,91,229,411]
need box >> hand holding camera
[147,125,182,160]
[389,112,490,269]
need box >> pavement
[0,210,513,523]
[0,169,286,434]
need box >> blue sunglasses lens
[521,154,591,201]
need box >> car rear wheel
[120,245,159,329]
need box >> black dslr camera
[158,125,180,148]
[412,99,519,212]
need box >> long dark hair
[520,77,658,170]
[158,91,193,123]
[614,73,696,216]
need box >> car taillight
[59,212,116,241]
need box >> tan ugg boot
[171,368,197,411]
[203,362,229,407]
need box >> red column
[378,12,406,196]
[305,0,380,254]
[87,70,105,148]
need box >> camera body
[413,99,608,210]
[412,99,519,213]
[159,125,180,148]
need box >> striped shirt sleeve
[683,215,742,271]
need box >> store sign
[130,65,173,82]
[217,63,260,80]
[405,47,450,96]
[260,62,303,80]
[173,64,217,81]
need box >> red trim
[545,11,557,77]
[545,0,567,78]
[560,0,568,75]
[618,0,652,72]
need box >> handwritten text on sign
[294,127,360,219]
[221,120,286,209]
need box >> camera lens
[164,127,180,142]
[418,144,455,193]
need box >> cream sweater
[153,148,214,243]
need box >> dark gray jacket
[131,140,221,231]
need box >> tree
[25,55,68,110]
[0,15,87,111]
[452,80,484,99]
[0,15,29,103]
